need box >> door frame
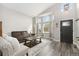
[60,19,73,44]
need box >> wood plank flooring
[35,39,79,56]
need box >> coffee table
[24,36,41,48]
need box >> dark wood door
[60,20,73,44]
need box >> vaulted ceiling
[1,3,54,17]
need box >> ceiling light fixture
[64,3,70,11]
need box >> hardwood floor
[35,39,79,56]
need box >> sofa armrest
[13,44,29,56]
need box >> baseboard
[53,39,60,42]
[41,37,60,42]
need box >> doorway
[0,22,2,36]
[60,20,73,44]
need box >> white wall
[76,4,79,18]
[75,3,79,37]
[0,5,32,36]
[0,4,2,21]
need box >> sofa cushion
[0,37,14,56]
[22,31,29,38]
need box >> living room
[1,2,79,56]
[0,3,55,56]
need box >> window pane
[42,15,50,22]
[62,22,70,26]
[43,22,50,33]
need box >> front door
[60,20,73,44]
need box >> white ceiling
[1,3,54,17]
